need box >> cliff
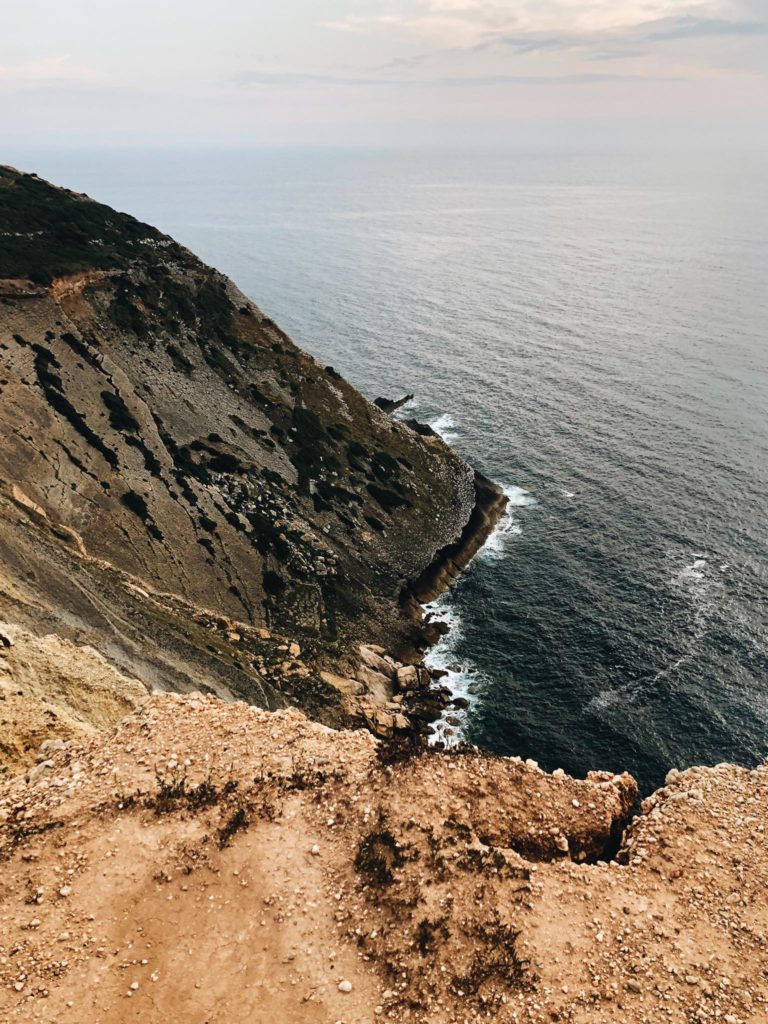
[2,167,765,1024]
[0,165,504,739]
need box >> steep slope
[0,165,505,728]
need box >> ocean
[14,145,768,795]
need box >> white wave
[393,395,418,418]
[561,489,576,499]
[479,483,537,561]
[421,482,538,740]
[428,413,459,444]
[673,556,708,586]
[423,594,484,747]
[504,484,537,508]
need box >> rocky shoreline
[0,165,488,736]
[316,465,508,743]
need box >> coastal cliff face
[0,165,503,732]
[1,167,765,1024]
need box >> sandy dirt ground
[0,689,765,1024]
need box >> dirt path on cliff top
[1,693,767,1024]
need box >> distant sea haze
[27,145,768,795]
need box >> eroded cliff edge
[0,165,504,735]
[0,685,766,1024]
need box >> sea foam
[480,483,537,560]
[429,413,459,444]
[423,594,483,746]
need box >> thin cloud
[321,2,745,46]
[232,68,679,89]
[361,6,767,76]
[232,70,390,87]
[642,16,768,41]
[323,2,766,64]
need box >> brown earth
[0,681,765,1024]
[2,165,766,1024]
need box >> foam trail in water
[587,550,720,718]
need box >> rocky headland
[0,167,766,1023]
[0,164,503,745]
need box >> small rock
[338,980,353,993]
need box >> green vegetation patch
[0,166,187,283]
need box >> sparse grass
[376,733,427,767]
[416,915,450,956]
[354,830,406,886]
[144,765,237,815]
[450,919,531,998]
[217,807,249,848]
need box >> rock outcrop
[0,165,504,731]
[0,620,146,776]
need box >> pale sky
[2,1,767,147]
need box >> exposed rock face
[0,692,765,1024]
[0,621,146,776]
[374,393,414,414]
[0,165,504,723]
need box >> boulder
[396,665,419,689]
[359,645,396,680]
[319,671,365,697]
[355,666,394,704]
[365,708,395,739]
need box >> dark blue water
[13,146,768,794]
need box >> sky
[1,1,767,148]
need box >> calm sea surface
[15,146,768,794]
